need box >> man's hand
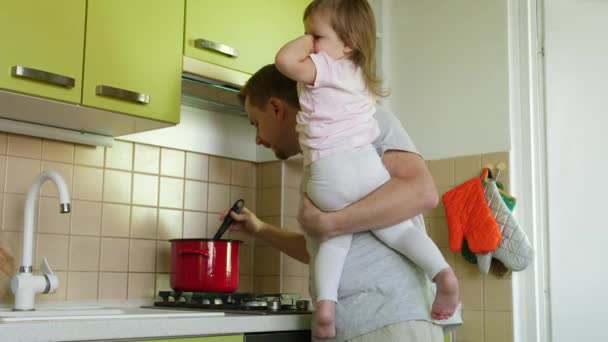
[220,207,264,237]
[297,195,335,240]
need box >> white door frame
[507,0,551,341]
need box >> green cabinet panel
[185,0,311,75]
[83,0,184,124]
[0,0,85,104]
[136,335,242,342]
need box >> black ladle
[212,199,245,240]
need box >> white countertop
[0,307,312,342]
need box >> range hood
[181,56,249,116]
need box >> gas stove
[152,291,312,315]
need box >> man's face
[245,97,300,160]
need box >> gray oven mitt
[476,181,534,273]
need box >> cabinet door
[185,0,311,75]
[0,0,85,104]
[83,0,184,124]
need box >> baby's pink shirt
[296,52,380,165]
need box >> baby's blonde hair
[304,0,387,97]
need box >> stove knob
[213,298,223,305]
[202,299,211,305]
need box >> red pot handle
[178,249,209,258]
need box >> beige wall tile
[38,197,71,234]
[159,177,183,209]
[7,134,42,159]
[155,273,170,296]
[454,155,482,185]
[284,159,303,189]
[256,164,263,189]
[439,248,457,272]
[74,145,104,167]
[283,217,301,234]
[69,236,100,271]
[70,201,102,236]
[0,155,5,193]
[105,141,133,171]
[206,214,222,239]
[253,276,281,293]
[283,255,309,277]
[0,232,23,272]
[42,140,74,164]
[454,251,483,281]
[67,272,98,300]
[238,275,253,292]
[130,206,158,239]
[160,148,185,178]
[455,310,484,342]
[156,240,171,273]
[72,166,103,201]
[40,162,73,198]
[98,272,127,300]
[2,194,29,232]
[484,279,512,311]
[207,183,230,213]
[103,170,132,204]
[158,209,182,240]
[185,152,209,181]
[101,203,131,238]
[35,234,69,271]
[99,238,129,272]
[459,279,484,311]
[129,239,157,272]
[259,188,282,216]
[184,180,208,211]
[0,133,7,154]
[231,160,255,187]
[128,273,155,299]
[260,162,282,188]
[228,229,254,246]
[230,186,256,213]
[133,144,160,174]
[254,246,281,276]
[427,218,449,249]
[429,159,455,188]
[282,276,310,299]
[484,311,513,342]
[5,156,41,194]
[283,188,300,217]
[183,211,207,239]
[0,195,3,234]
[209,156,231,184]
[39,271,67,301]
[132,173,159,206]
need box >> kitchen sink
[0,307,224,323]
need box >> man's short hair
[238,64,300,110]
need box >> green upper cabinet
[83,0,185,124]
[185,0,311,75]
[0,0,85,104]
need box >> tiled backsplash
[0,132,256,302]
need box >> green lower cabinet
[185,0,311,75]
[0,0,85,104]
[82,0,184,124]
[136,335,243,342]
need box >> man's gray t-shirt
[302,106,462,341]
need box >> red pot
[170,239,242,292]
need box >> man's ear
[268,97,286,121]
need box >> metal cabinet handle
[194,39,239,58]
[95,85,150,104]
[11,66,75,88]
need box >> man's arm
[228,209,309,264]
[298,150,439,240]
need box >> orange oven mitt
[442,177,502,254]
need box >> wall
[0,132,257,303]
[543,1,608,340]
[381,0,511,160]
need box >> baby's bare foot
[313,300,337,339]
[432,268,460,320]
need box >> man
[229,64,462,342]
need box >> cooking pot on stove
[170,199,245,292]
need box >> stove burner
[154,291,311,315]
